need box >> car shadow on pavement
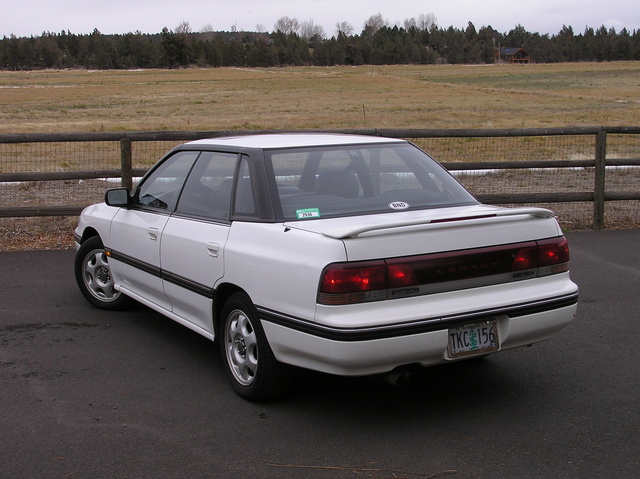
[116,301,552,425]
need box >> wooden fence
[1,126,639,230]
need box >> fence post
[593,130,606,230]
[120,137,133,190]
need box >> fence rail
[1,127,639,230]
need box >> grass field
[1,62,639,250]
[1,62,639,133]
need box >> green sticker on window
[296,208,321,219]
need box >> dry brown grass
[1,62,639,133]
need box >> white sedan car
[74,134,578,400]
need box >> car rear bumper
[259,294,578,376]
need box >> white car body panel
[262,303,576,376]
[108,208,171,310]
[221,221,348,322]
[160,217,231,334]
[219,206,567,324]
[186,133,403,149]
[311,271,576,329]
[285,205,562,261]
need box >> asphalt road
[1,229,638,479]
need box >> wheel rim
[224,309,258,386]
[82,248,120,303]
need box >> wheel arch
[78,227,101,245]
[212,283,247,338]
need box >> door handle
[207,242,220,258]
[148,227,158,241]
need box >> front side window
[269,143,477,220]
[134,151,199,211]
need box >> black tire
[219,293,292,401]
[74,236,132,310]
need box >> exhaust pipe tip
[386,369,415,387]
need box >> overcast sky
[2,0,639,38]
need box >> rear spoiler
[322,207,555,239]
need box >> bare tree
[417,13,438,31]
[404,17,417,30]
[175,20,192,35]
[255,24,267,33]
[274,16,300,35]
[364,13,388,35]
[404,13,437,32]
[335,21,354,37]
[300,19,326,39]
[201,23,213,33]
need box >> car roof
[185,133,406,150]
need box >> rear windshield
[267,142,477,220]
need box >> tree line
[1,13,639,70]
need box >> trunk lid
[284,205,562,261]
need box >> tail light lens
[537,236,570,275]
[513,246,537,271]
[387,263,418,288]
[320,261,386,294]
[538,237,570,266]
[318,261,388,305]
[318,236,570,305]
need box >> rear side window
[268,143,476,220]
[176,151,238,220]
[232,156,257,218]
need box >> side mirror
[105,188,131,207]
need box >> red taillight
[537,237,570,266]
[513,246,537,271]
[320,261,386,294]
[536,236,570,275]
[387,263,418,288]
[318,236,570,305]
[514,237,569,272]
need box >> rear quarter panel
[221,222,346,321]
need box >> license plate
[448,320,499,358]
